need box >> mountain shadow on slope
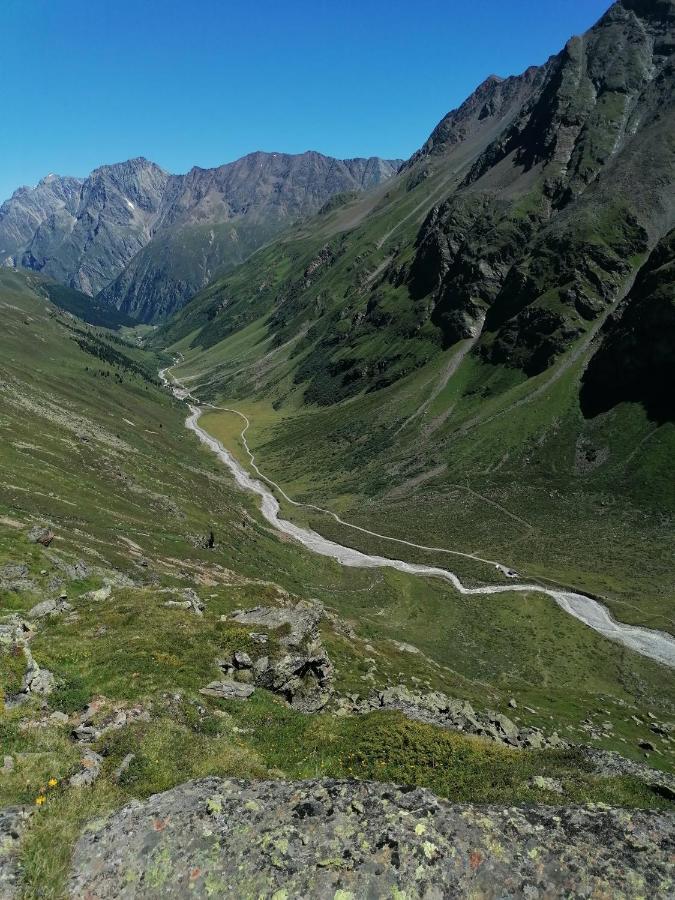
[580,230,675,423]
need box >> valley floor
[170,370,675,669]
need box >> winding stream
[160,367,675,670]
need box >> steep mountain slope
[165,0,674,390]
[0,174,82,265]
[23,273,135,330]
[99,152,401,321]
[94,220,280,323]
[159,0,675,633]
[3,153,400,322]
[21,158,169,296]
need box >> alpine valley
[1,1,674,898]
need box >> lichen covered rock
[0,806,32,898]
[68,777,675,898]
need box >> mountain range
[0,152,400,321]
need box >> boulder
[65,561,89,581]
[520,729,546,750]
[0,564,35,592]
[230,600,323,647]
[67,777,675,898]
[226,603,334,711]
[24,664,56,696]
[27,598,71,620]
[72,725,100,743]
[27,526,54,546]
[232,650,253,670]
[530,776,564,794]
[487,711,520,744]
[199,681,255,700]
[162,589,203,615]
[253,656,269,676]
[88,584,112,602]
[0,616,33,649]
[69,750,103,788]
[72,706,151,742]
[255,652,333,713]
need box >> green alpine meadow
[1,1,674,896]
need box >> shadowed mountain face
[401,0,675,375]
[0,152,400,321]
[161,0,675,416]
[581,228,675,423]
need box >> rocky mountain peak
[1,149,399,315]
[0,174,83,264]
[407,65,547,167]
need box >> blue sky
[1,0,610,202]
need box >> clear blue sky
[1,0,611,202]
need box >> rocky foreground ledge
[68,777,674,898]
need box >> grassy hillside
[4,268,673,896]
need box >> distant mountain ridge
[0,174,83,265]
[0,151,401,320]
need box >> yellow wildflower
[48,778,58,788]
[35,795,46,806]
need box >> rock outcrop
[68,776,675,898]
[201,601,334,711]
[338,685,567,750]
[26,525,54,546]
[71,702,151,744]
[27,597,72,620]
[20,158,169,297]
[1,612,54,707]
[0,564,34,594]
[69,749,103,788]
[0,175,82,265]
